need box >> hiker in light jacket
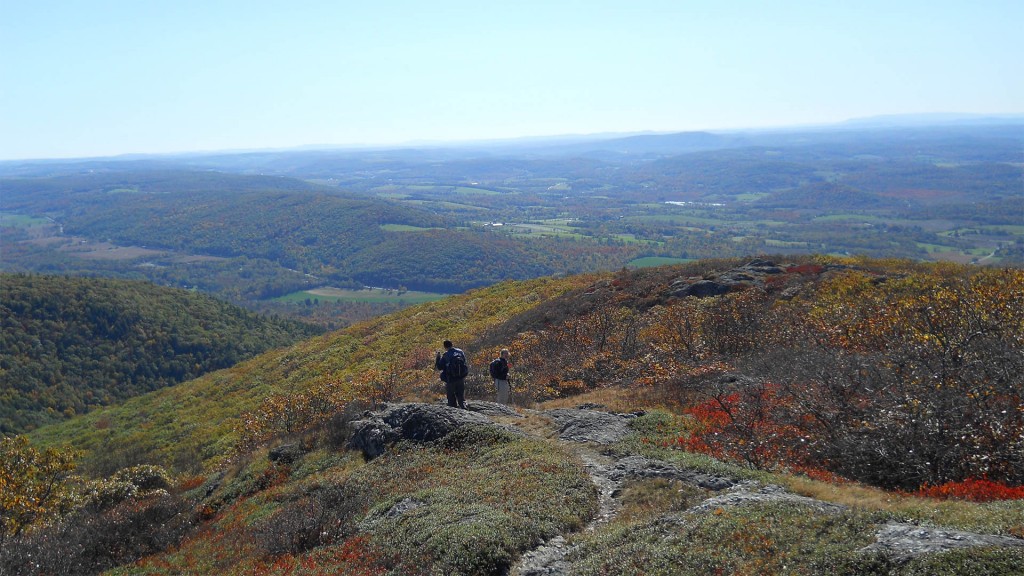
[489,349,511,404]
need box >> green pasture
[508,223,586,239]
[0,212,50,227]
[403,199,491,212]
[627,214,726,227]
[538,218,576,225]
[915,242,991,257]
[611,233,659,245]
[939,225,1024,237]
[628,256,693,268]
[631,213,787,229]
[735,193,771,202]
[405,184,501,196]
[274,286,447,305]
[765,239,811,248]
[380,223,442,232]
[812,213,887,223]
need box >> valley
[3,125,1022,313]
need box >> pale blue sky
[2,0,1021,160]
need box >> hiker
[435,340,468,409]
[489,349,511,404]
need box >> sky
[2,0,1022,160]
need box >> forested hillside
[0,170,640,297]
[0,274,321,434]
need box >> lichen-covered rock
[466,400,523,418]
[348,402,500,459]
[607,455,736,491]
[672,279,733,298]
[688,482,846,515]
[860,522,1024,562]
[268,443,303,465]
[669,258,789,299]
[543,408,639,444]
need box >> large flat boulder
[348,402,501,459]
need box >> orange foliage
[679,384,810,470]
[916,478,1024,502]
[255,537,386,576]
[177,475,206,491]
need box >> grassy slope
[28,274,594,474]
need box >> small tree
[0,436,81,542]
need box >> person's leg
[454,378,467,409]
[445,381,458,407]
[495,379,509,404]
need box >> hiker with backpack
[435,340,469,409]
[489,349,511,405]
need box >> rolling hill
[0,169,642,298]
[0,274,321,434]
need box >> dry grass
[496,411,561,440]
[779,472,1024,535]
[533,386,666,413]
[616,478,712,524]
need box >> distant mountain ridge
[2,115,1020,174]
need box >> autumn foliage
[663,263,1024,495]
[483,259,1023,496]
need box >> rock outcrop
[607,455,736,492]
[688,481,846,515]
[861,522,1024,562]
[348,402,516,459]
[541,407,641,444]
[669,258,788,299]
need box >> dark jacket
[489,357,509,380]
[436,347,466,383]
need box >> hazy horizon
[3,1,1022,161]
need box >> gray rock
[673,279,732,298]
[668,259,790,300]
[515,536,572,576]
[607,455,737,491]
[861,522,1024,562]
[348,402,498,459]
[267,443,303,465]
[741,258,785,275]
[688,482,846,515]
[360,496,427,530]
[466,400,523,418]
[544,408,635,444]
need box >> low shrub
[916,479,1024,503]
[0,493,194,576]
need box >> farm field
[275,286,446,305]
[628,256,692,267]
